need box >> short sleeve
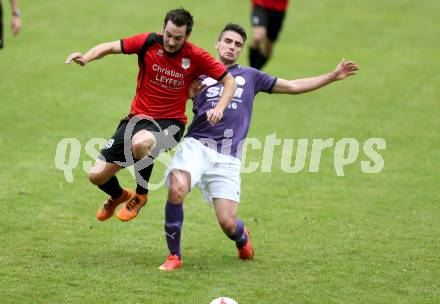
[120,33,149,55]
[254,69,277,93]
[194,48,228,81]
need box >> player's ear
[215,40,220,50]
[185,33,191,41]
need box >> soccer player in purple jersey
[159,23,359,271]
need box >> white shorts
[165,137,241,203]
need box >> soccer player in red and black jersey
[65,8,237,222]
[249,0,289,69]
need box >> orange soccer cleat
[96,188,134,221]
[238,228,254,260]
[116,193,148,221]
[159,254,182,271]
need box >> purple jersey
[186,64,277,159]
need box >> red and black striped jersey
[121,32,227,124]
[252,0,289,12]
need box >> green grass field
[1,0,439,303]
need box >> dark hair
[218,23,247,42]
[164,8,194,34]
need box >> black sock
[98,176,123,199]
[135,162,154,195]
[249,47,268,70]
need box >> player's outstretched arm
[206,73,237,124]
[271,59,359,95]
[65,41,122,66]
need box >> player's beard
[219,54,235,66]
[165,45,178,54]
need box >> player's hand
[188,79,205,98]
[333,59,359,80]
[11,16,21,36]
[206,108,224,125]
[65,52,88,66]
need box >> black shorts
[99,115,185,167]
[251,5,286,42]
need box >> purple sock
[226,219,248,249]
[164,201,183,257]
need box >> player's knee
[88,171,107,186]
[252,28,266,46]
[168,179,189,202]
[132,134,155,159]
[251,36,264,48]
